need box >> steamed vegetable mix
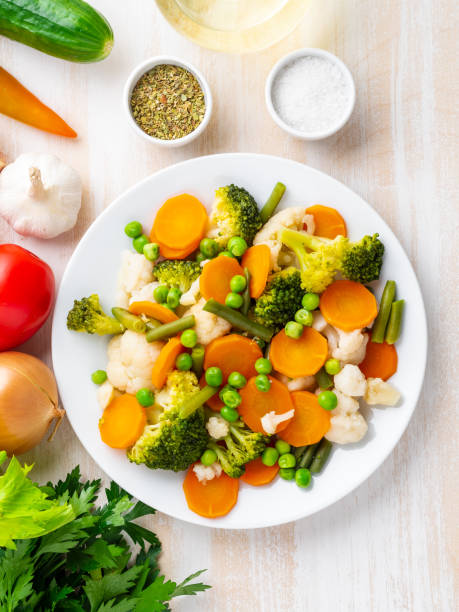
[66,179,405,517]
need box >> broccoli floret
[208,421,268,478]
[208,184,262,246]
[66,294,124,335]
[207,441,246,479]
[252,267,304,332]
[340,234,385,283]
[153,260,201,293]
[127,371,209,472]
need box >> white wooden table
[1,0,457,609]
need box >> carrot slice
[183,464,239,518]
[240,457,279,486]
[270,327,328,378]
[200,256,245,304]
[129,301,178,323]
[99,394,146,449]
[320,280,378,332]
[241,244,271,298]
[152,194,208,251]
[150,228,200,259]
[359,341,398,381]
[239,376,294,434]
[306,204,347,239]
[204,334,262,382]
[151,337,183,389]
[279,391,331,447]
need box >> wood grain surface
[1,0,457,609]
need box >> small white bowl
[123,56,212,147]
[265,48,356,141]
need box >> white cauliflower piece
[275,373,315,392]
[253,207,313,271]
[332,328,369,365]
[97,380,119,410]
[193,462,223,483]
[180,276,201,306]
[186,298,231,345]
[365,378,401,406]
[325,389,368,444]
[106,330,164,394]
[129,281,162,305]
[116,250,154,308]
[261,409,294,435]
[312,311,328,332]
[206,415,230,439]
[321,325,338,356]
[334,364,367,397]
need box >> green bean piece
[315,367,333,390]
[178,385,219,419]
[203,299,274,342]
[385,299,405,344]
[111,307,146,334]
[309,439,333,474]
[146,315,195,342]
[241,267,251,316]
[371,280,396,343]
[260,182,286,224]
[191,344,205,377]
[145,319,161,332]
[297,443,320,469]
[293,445,308,461]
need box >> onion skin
[0,351,64,455]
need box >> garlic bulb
[0,152,82,239]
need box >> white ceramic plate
[52,153,427,529]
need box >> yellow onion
[0,351,64,455]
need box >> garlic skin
[0,153,82,239]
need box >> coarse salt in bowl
[265,48,356,141]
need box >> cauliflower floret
[129,281,162,306]
[180,276,201,306]
[332,328,369,365]
[274,373,315,392]
[365,378,401,406]
[206,415,230,439]
[186,298,231,345]
[261,409,295,435]
[116,250,154,308]
[312,311,328,332]
[193,461,223,483]
[106,330,164,394]
[334,364,367,397]
[97,380,120,410]
[253,207,314,271]
[325,389,368,444]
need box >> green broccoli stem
[281,228,329,253]
[315,367,333,390]
[385,299,404,344]
[309,439,332,474]
[371,280,396,343]
[111,307,147,334]
[260,182,286,224]
[297,443,320,469]
[178,385,219,419]
[146,315,195,342]
[203,299,273,342]
[191,344,205,378]
[241,267,251,316]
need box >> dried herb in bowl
[130,64,206,140]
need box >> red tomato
[0,244,55,350]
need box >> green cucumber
[0,0,113,63]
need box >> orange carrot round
[129,301,178,323]
[279,391,331,447]
[306,204,347,239]
[320,280,378,332]
[204,334,262,383]
[240,457,279,486]
[270,327,328,378]
[152,194,208,251]
[183,464,239,518]
[99,394,146,449]
[151,337,183,389]
[200,256,245,304]
[241,244,271,298]
[150,228,200,259]
[359,341,398,380]
[239,376,294,434]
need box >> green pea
[295,309,313,326]
[124,221,143,238]
[275,440,291,455]
[262,447,279,467]
[133,234,150,254]
[167,287,182,309]
[196,252,207,264]
[317,390,338,411]
[225,292,244,309]
[201,449,217,466]
[227,236,248,257]
[143,242,159,261]
[230,274,247,293]
[136,388,155,407]
[219,384,232,401]
[255,374,271,392]
[325,358,341,375]
[91,369,107,384]
[221,388,242,409]
[227,371,247,389]
[205,366,223,387]
[278,453,296,469]
[176,353,192,371]
[200,238,219,258]
[302,292,320,311]
[285,321,303,339]
[181,329,198,348]
[153,285,169,304]
[219,251,235,258]
[295,468,311,488]
[279,468,295,481]
[255,357,272,375]
[220,406,239,422]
